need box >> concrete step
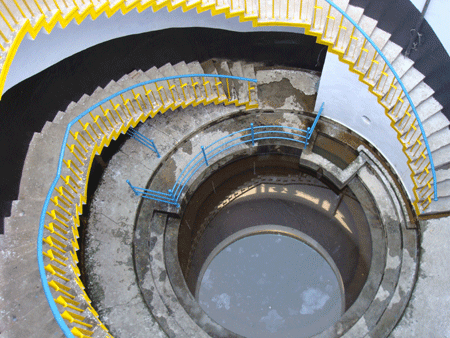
[214,60,238,103]
[242,63,258,106]
[111,70,149,122]
[371,41,404,96]
[425,127,450,153]
[144,66,177,110]
[343,14,377,65]
[53,82,120,127]
[436,168,450,183]
[1,298,58,338]
[431,144,450,170]
[173,61,206,106]
[415,96,443,122]
[158,62,194,108]
[186,60,213,104]
[361,27,392,86]
[425,196,450,214]
[422,112,450,138]
[18,126,62,200]
[436,179,450,199]
[331,4,365,53]
[228,61,248,105]
[0,262,54,336]
[133,70,166,115]
[405,81,435,109]
[201,59,227,102]
[2,199,46,248]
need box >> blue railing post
[127,127,161,158]
[201,146,209,166]
[304,127,311,149]
[304,102,324,148]
[126,179,140,196]
[251,123,255,146]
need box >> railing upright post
[304,127,311,149]
[126,180,139,196]
[251,123,255,146]
[201,146,209,166]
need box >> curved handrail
[128,124,316,206]
[37,74,257,338]
[324,0,437,201]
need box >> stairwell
[1,0,450,337]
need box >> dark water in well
[198,234,343,338]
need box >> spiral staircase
[1,0,450,337]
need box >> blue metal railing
[37,74,257,338]
[127,103,324,207]
[324,0,438,201]
[128,127,161,158]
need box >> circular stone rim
[131,111,418,338]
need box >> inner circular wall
[179,153,372,311]
[125,109,418,338]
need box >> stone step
[425,127,450,153]
[214,59,238,103]
[0,262,54,336]
[18,125,62,200]
[53,82,119,127]
[242,63,258,106]
[200,59,227,102]
[431,144,450,170]
[144,66,177,110]
[2,199,46,248]
[436,179,450,199]
[186,60,213,104]
[415,96,443,123]
[436,168,450,183]
[425,196,450,214]
[423,112,450,139]
[361,27,392,85]
[172,61,205,106]
[132,70,166,115]
[228,61,249,105]
[158,62,196,108]
[111,70,149,122]
[342,14,378,65]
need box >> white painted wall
[4,8,302,93]
[315,52,414,197]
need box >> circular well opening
[196,225,345,338]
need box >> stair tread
[228,61,249,105]
[436,179,450,198]
[242,63,258,104]
[2,199,46,241]
[54,82,120,126]
[431,144,450,169]
[144,66,176,108]
[214,60,238,102]
[132,70,166,111]
[426,127,450,153]
[436,168,450,183]
[425,196,450,214]
[1,298,56,338]
[18,124,66,200]
[423,112,450,137]
[186,61,209,103]
[416,96,444,122]
[0,266,51,333]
